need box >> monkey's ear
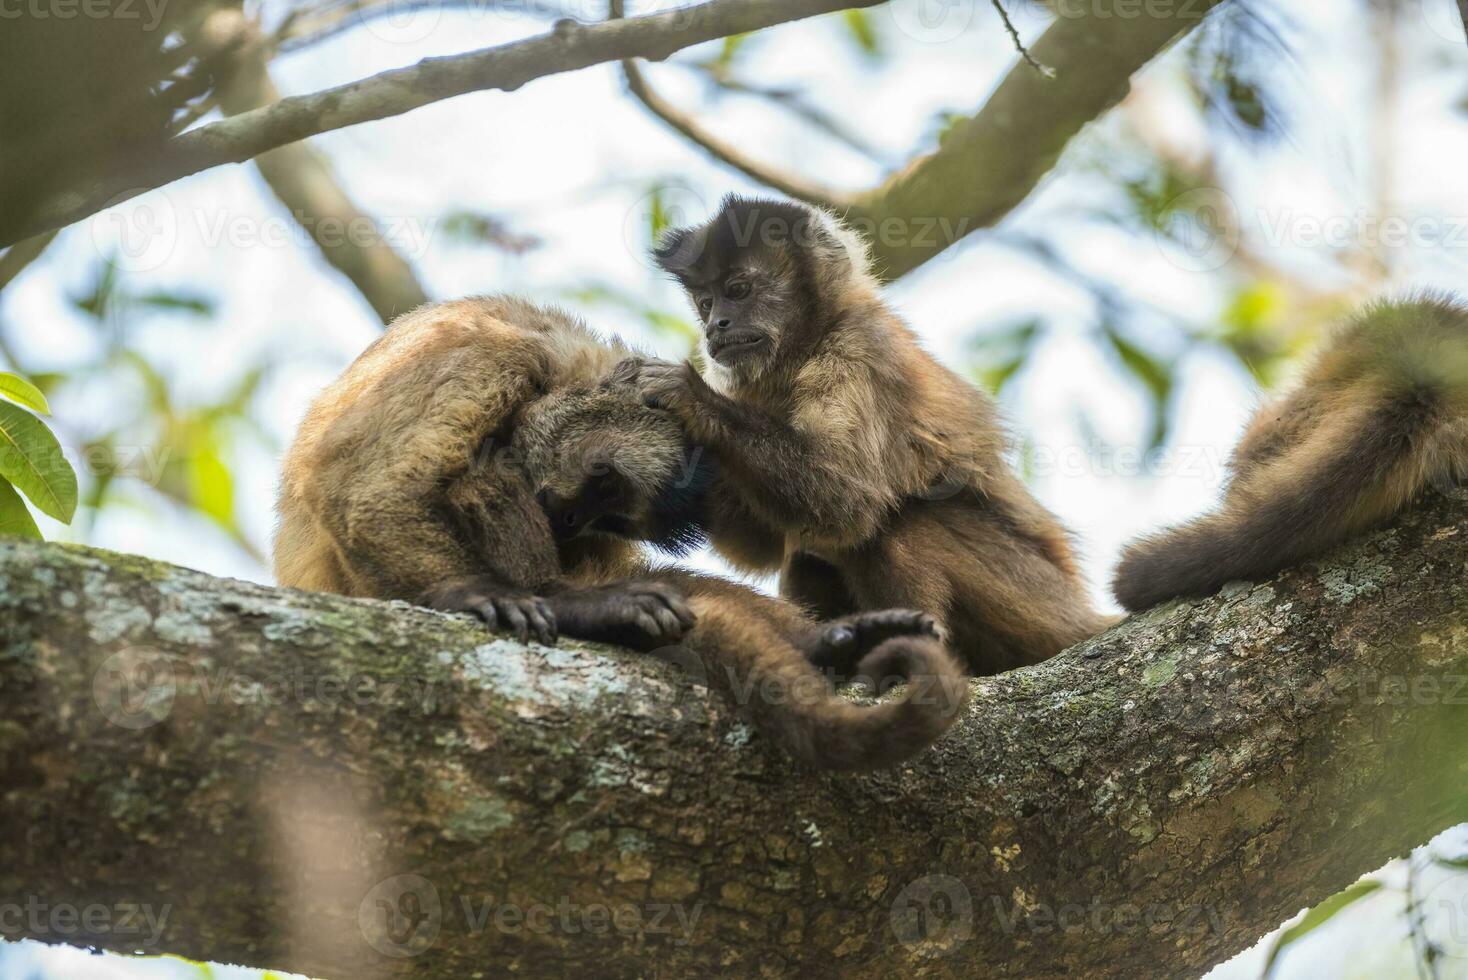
[653,226,702,278]
[798,207,871,283]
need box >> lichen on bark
[2,490,1466,978]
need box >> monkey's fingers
[819,609,944,656]
[497,600,530,642]
[522,599,558,645]
[626,581,697,630]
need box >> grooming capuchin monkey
[618,195,1109,674]
[1113,294,1468,610]
[275,296,967,770]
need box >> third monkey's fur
[1114,294,1468,610]
[275,296,966,770]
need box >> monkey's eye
[724,280,751,300]
[696,295,714,316]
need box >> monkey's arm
[625,360,898,546]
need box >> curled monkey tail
[1113,294,1468,612]
[686,597,969,771]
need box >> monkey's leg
[837,509,1101,674]
[779,551,857,621]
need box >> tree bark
[3,490,1467,978]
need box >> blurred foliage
[0,254,271,563]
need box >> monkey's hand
[805,609,945,675]
[544,581,696,652]
[610,356,707,417]
[422,578,559,645]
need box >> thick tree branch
[621,0,1226,280]
[852,0,1225,278]
[3,490,1466,977]
[0,0,881,248]
[209,11,430,324]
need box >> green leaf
[187,436,236,532]
[133,290,215,316]
[842,9,880,56]
[0,372,50,415]
[0,479,41,539]
[0,400,77,523]
[1262,879,1384,977]
[1102,324,1175,450]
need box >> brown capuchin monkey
[617,195,1110,674]
[1113,294,1468,610]
[275,295,967,770]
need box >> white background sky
[6,0,1468,976]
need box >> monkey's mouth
[707,333,768,364]
[588,513,638,538]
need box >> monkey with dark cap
[620,195,1110,674]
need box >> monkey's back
[273,296,626,596]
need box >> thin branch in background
[203,9,430,324]
[619,59,851,208]
[688,69,894,165]
[608,0,848,206]
[0,231,58,295]
[990,0,1055,78]
[1405,854,1444,980]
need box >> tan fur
[643,197,1108,673]
[275,295,967,770]
[1113,293,1468,610]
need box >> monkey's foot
[808,609,943,674]
[546,581,696,651]
[423,579,558,645]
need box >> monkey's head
[513,382,716,556]
[653,194,874,382]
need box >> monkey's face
[654,196,846,380]
[514,385,715,555]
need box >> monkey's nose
[713,317,731,330]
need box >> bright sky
[7,0,1468,975]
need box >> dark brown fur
[1113,294,1468,610]
[629,196,1109,673]
[275,295,967,770]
